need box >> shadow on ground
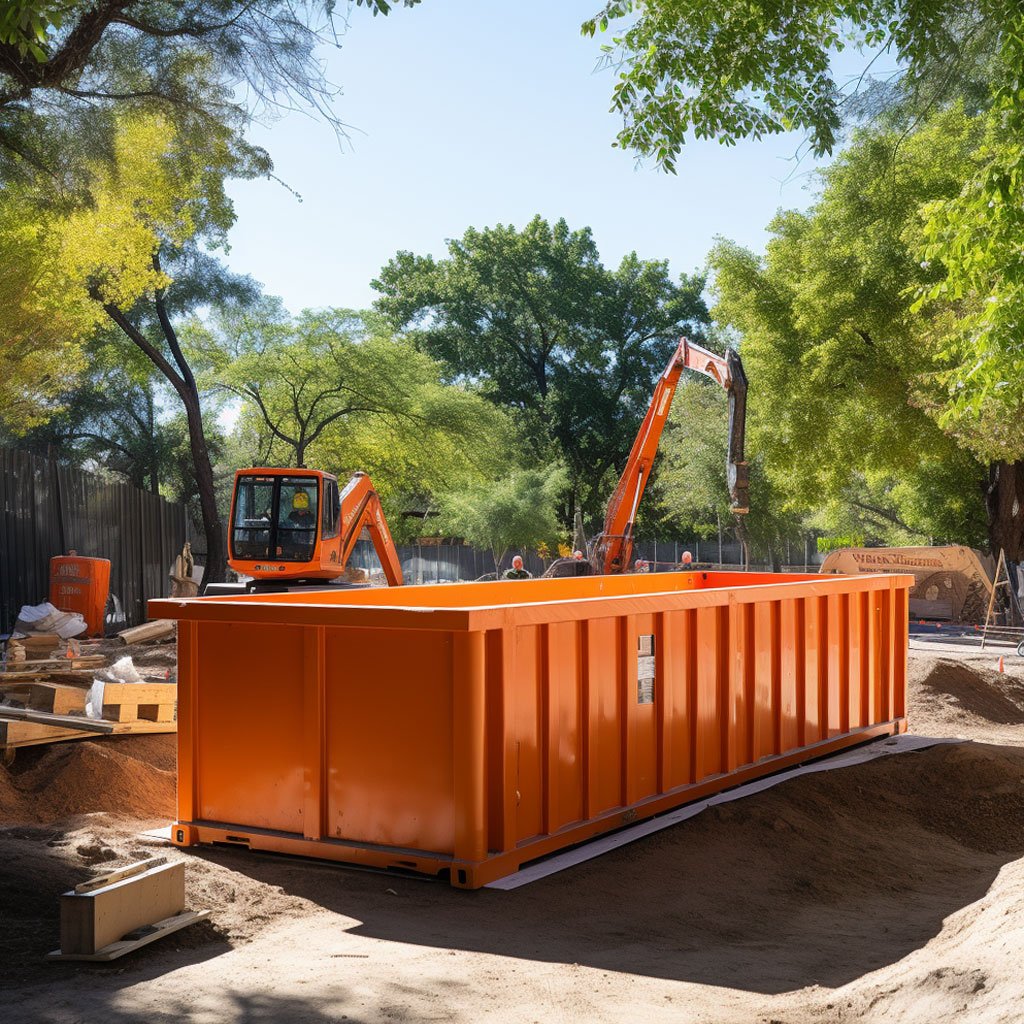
[3,740,1023,1014]
[187,741,1024,994]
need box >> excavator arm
[338,472,404,586]
[592,338,749,575]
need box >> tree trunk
[985,460,1024,562]
[180,389,225,587]
[100,292,226,589]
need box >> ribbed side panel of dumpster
[483,580,908,859]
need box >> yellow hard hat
[292,489,309,510]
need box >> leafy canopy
[374,215,708,520]
[708,103,992,547]
[433,465,569,570]
[198,303,513,535]
[915,19,1024,450]
[582,0,1010,171]
[0,0,421,184]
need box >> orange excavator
[551,337,748,577]
[209,467,404,595]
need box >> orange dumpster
[151,570,912,888]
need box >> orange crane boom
[592,337,748,575]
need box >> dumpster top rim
[150,571,916,631]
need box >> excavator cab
[217,467,403,594]
[231,472,330,566]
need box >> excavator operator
[288,488,315,527]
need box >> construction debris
[0,645,176,759]
[117,619,175,645]
[12,601,88,640]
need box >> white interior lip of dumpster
[486,733,963,890]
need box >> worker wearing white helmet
[504,555,532,580]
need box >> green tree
[433,466,568,572]
[0,0,420,184]
[653,379,803,568]
[582,0,1007,170]
[0,182,94,429]
[200,302,514,537]
[374,216,709,521]
[0,113,264,584]
[707,104,1001,555]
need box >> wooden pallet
[0,680,176,755]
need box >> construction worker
[288,488,315,527]
[679,550,693,569]
[504,555,532,580]
[634,558,650,573]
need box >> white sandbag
[13,602,87,639]
[97,656,145,684]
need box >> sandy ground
[1,650,1023,1023]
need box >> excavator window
[231,476,275,560]
[230,474,320,562]
[321,479,341,540]
[277,478,319,561]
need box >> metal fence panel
[0,447,189,633]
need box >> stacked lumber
[0,678,176,756]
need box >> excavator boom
[593,337,748,575]
[337,472,404,587]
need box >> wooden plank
[75,857,168,894]
[57,861,186,955]
[117,620,175,645]
[108,719,176,735]
[102,682,177,705]
[0,655,105,675]
[0,706,114,733]
[0,720,94,747]
[14,633,61,648]
[0,669,97,685]
[48,910,210,962]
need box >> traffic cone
[998,656,1005,674]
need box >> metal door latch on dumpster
[151,570,913,889]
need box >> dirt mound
[908,654,1024,745]
[916,658,1024,724]
[0,734,175,824]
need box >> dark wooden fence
[0,447,189,634]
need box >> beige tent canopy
[819,546,995,623]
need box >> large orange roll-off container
[50,555,111,637]
[152,570,912,888]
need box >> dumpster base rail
[171,717,906,888]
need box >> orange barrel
[49,556,111,637]
[152,570,913,888]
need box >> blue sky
[221,1,879,313]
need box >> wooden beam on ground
[117,620,175,645]
[48,911,211,962]
[54,860,188,957]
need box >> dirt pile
[0,734,175,824]
[908,654,1024,743]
